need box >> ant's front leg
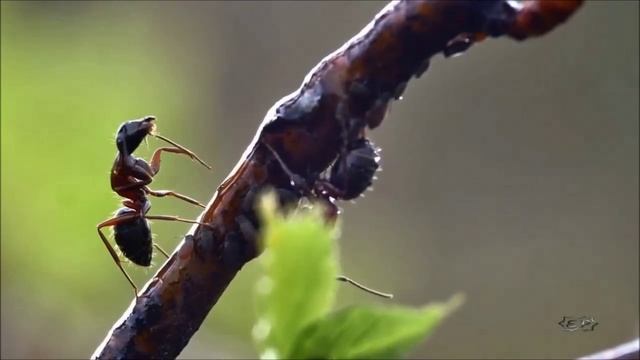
[152,134,212,172]
[144,186,206,208]
[262,142,312,194]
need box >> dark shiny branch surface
[93,1,583,358]
[579,338,640,360]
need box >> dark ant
[97,115,214,297]
[326,137,381,200]
[262,137,391,299]
[263,137,380,219]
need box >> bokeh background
[1,1,638,359]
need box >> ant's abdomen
[113,208,153,266]
[330,138,380,200]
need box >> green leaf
[288,294,464,359]
[253,193,340,359]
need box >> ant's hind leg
[153,243,170,259]
[144,186,206,208]
[97,214,141,298]
[144,214,216,232]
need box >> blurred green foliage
[1,2,209,357]
[253,194,339,358]
[253,194,462,359]
[289,301,461,359]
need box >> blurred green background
[1,1,638,359]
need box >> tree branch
[579,338,640,360]
[92,1,584,358]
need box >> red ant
[97,116,213,297]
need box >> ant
[97,115,213,297]
[263,136,380,220]
[262,137,392,299]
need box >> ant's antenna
[336,275,394,299]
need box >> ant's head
[115,116,157,155]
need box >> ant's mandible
[97,115,213,297]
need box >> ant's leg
[312,180,344,222]
[113,179,152,193]
[319,196,341,223]
[262,142,311,192]
[314,180,345,199]
[144,215,216,232]
[97,213,141,298]
[144,186,206,208]
[153,243,170,259]
[152,134,212,171]
[336,275,394,299]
